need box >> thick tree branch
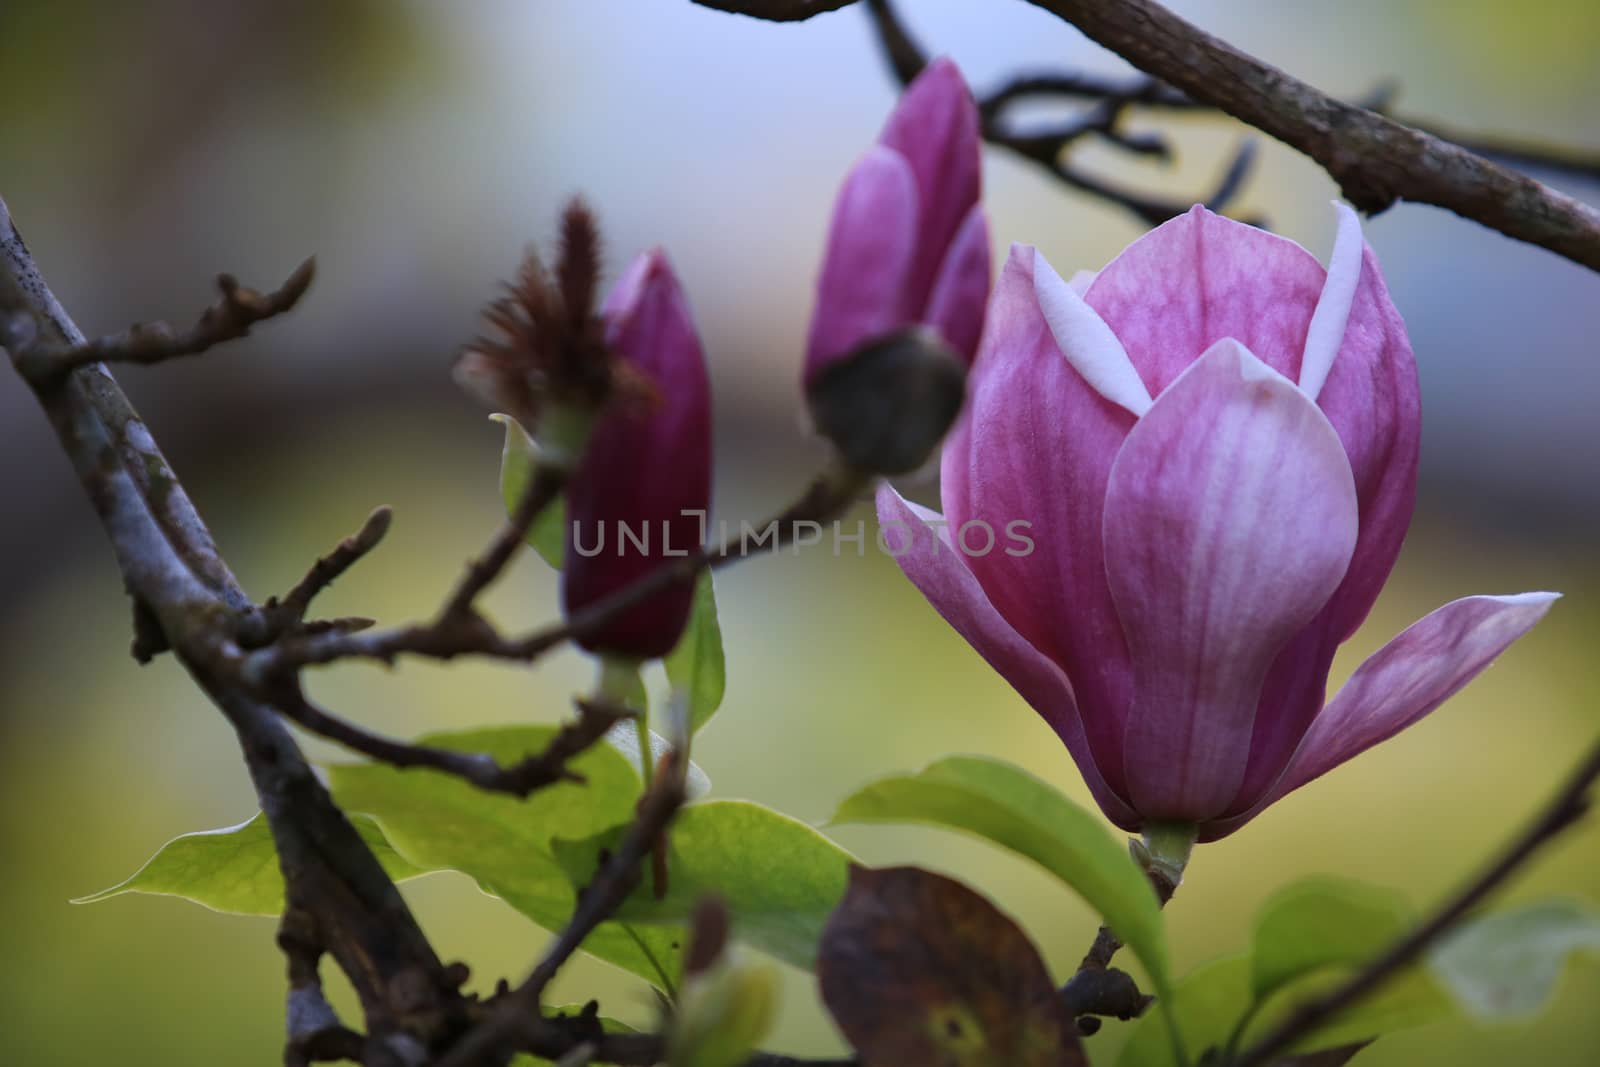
[1232,732,1600,1067]
[1026,0,1600,268]
[1,193,470,1063]
[1,195,248,605]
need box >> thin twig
[434,770,691,1067]
[864,0,1259,227]
[279,692,628,796]
[442,461,567,619]
[12,258,314,381]
[1232,733,1600,1067]
[244,468,867,681]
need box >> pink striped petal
[1105,339,1359,821]
[879,56,982,316]
[1221,592,1559,836]
[941,245,1139,795]
[1230,240,1420,812]
[804,146,919,385]
[1084,205,1327,393]
[922,202,991,364]
[876,484,1138,828]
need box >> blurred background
[1,1,1597,1064]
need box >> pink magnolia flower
[877,204,1557,841]
[804,57,991,388]
[564,249,711,660]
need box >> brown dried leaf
[819,865,1086,1067]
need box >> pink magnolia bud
[878,204,1558,841]
[563,249,712,660]
[804,57,991,389]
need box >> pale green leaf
[1429,898,1600,1020]
[492,412,565,568]
[74,812,426,915]
[553,799,855,971]
[662,573,726,735]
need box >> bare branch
[707,0,1600,269]
[434,770,691,1067]
[1022,0,1600,268]
[279,693,629,797]
[244,467,868,681]
[278,507,395,622]
[1232,732,1600,1067]
[686,0,857,19]
[441,461,567,619]
[12,258,315,381]
[1,193,470,1059]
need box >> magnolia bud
[666,957,779,1067]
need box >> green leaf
[662,573,726,735]
[73,812,425,915]
[492,412,565,568]
[1429,898,1600,1020]
[552,799,855,971]
[327,726,684,989]
[818,865,1086,1066]
[1252,878,1413,1002]
[829,756,1171,1000]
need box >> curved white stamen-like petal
[1299,202,1364,402]
[1034,253,1153,417]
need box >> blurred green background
[1,1,1597,1064]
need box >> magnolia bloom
[878,204,1558,841]
[804,57,990,388]
[564,249,711,660]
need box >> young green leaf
[829,756,1171,1001]
[491,412,566,568]
[662,573,726,735]
[73,812,425,915]
[1429,898,1600,1020]
[552,799,855,971]
[818,865,1085,1067]
[326,725,684,989]
[1251,878,1413,1002]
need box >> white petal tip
[1033,253,1153,417]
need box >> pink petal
[804,146,919,386]
[1084,205,1327,394]
[1230,239,1420,812]
[1220,592,1560,836]
[1104,339,1359,821]
[941,244,1139,796]
[921,202,991,365]
[879,56,982,317]
[876,484,1139,828]
[565,249,713,659]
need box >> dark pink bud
[804,57,990,389]
[563,249,712,659]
